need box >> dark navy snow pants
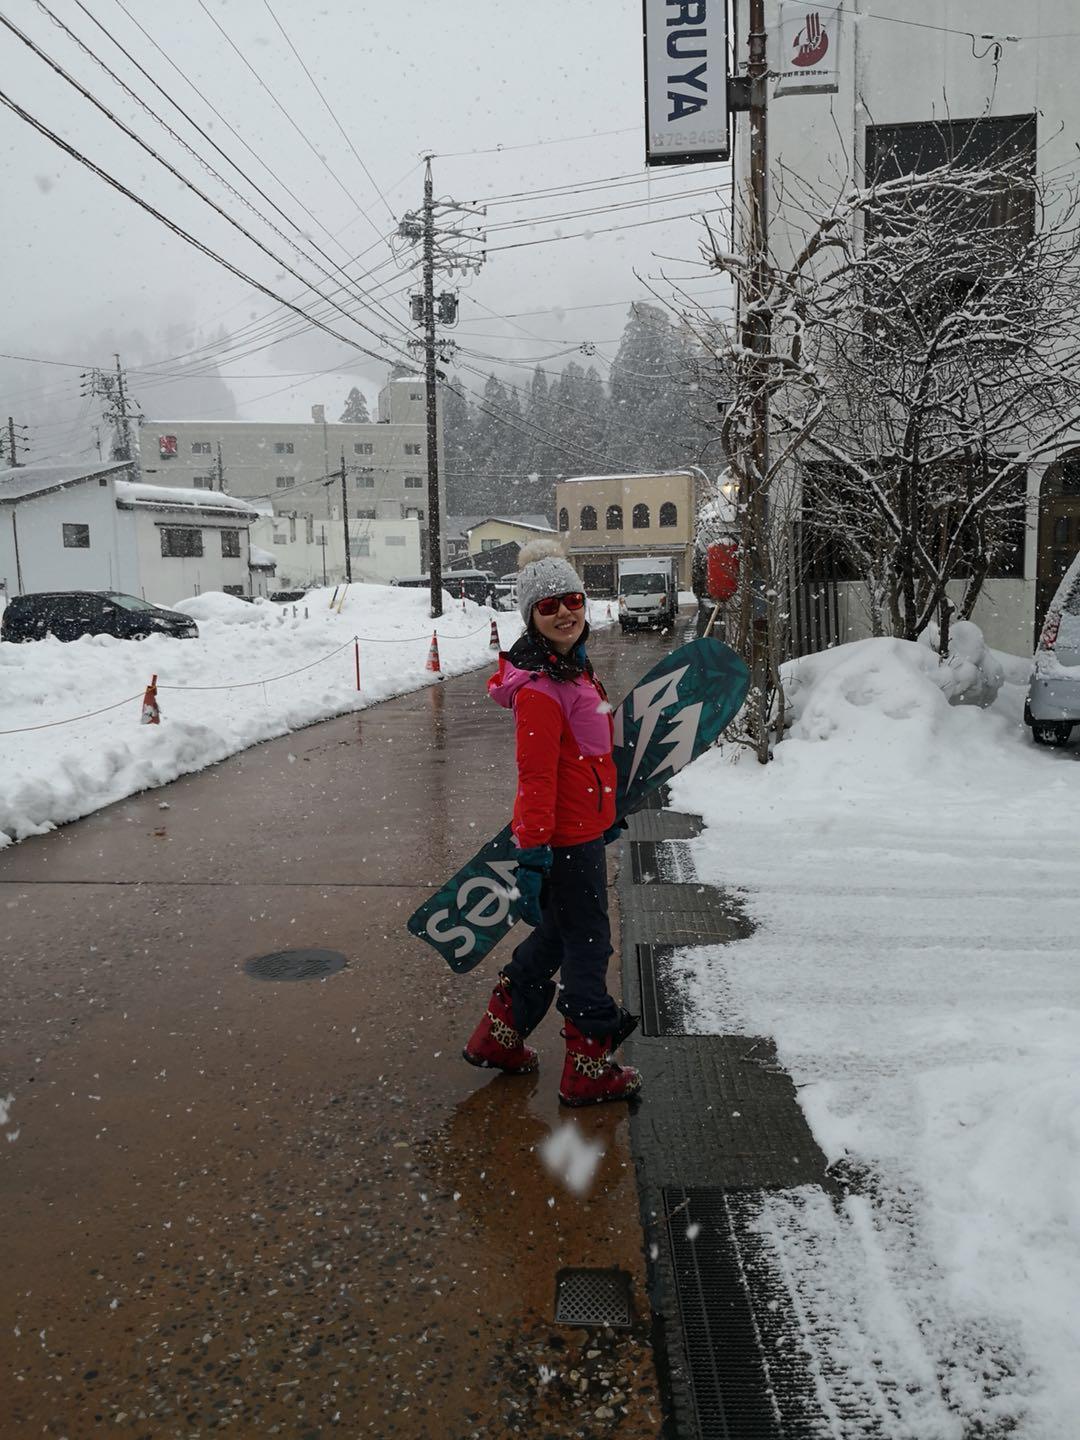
[501,837,619,1039]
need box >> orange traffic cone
[489,618,499,650]
[141,674,160,725]
[426,632,441,674]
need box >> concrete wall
[130,509,252,606]
[729,0,1079,648]
[251,514,421,589]
[0,479,138,596]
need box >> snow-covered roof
[0,460,131,504]
[115,480,260,518]
[466,515,555,534]
[248,544,277,569]
[558,471,697,484]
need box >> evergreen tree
[339,386,370,423]
[608,302,697,472]
[441,377,474,516]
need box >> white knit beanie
[516,538,583,622]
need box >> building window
[356,508,376,519]
[160,527,203,558]
[274,441,294,455]
[409,390,423,400]
[405,507,424,520]
[272,531,288,545]
[289,516,296,543]
[606,504,623,531]
[276,476,295,489]
[62,523,90,548]
[659,502,678,527]
[223,584,244,596]
[558,507,569,532]
[404,443,422,455]
[354,442,374,455]
[305,514,314,543]
[192,475,214,490]
[481,538,500,551]
[580,505,597,531]
[350,537,371,557]
[220,529,240,558]
[385,535,406,546]
[355,473,374,487]
[632,503,650,529]
[191,441,212,455]
[404,475,423,488]
[159,434,177,457]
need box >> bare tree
[683,150,1080,687]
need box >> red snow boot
[463,979,538,1074]
[558,1020,642,1107]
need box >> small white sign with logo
[643,0,729,165]
[775,1,842,96]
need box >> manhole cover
[554,1267,633,1327]
[244,948,347,982]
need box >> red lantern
[706,542,739,602]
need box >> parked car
[1025,550,1080,746]
[0,590,198,643]
[269,590,308,603]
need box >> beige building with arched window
[555,471,701,595]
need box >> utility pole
[81,354,142,469]
[741,0,772,761]
[320,523,327,585]
[421,157,443,619]
[5,416,27,467]
[398,162,485,619]
[340,450,352,583]
[215,441,225,492]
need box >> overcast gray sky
[2,0,733,454]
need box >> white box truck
[617,556,677,631]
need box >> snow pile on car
[667,634,1080,1437]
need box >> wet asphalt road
[0,618,686,1439]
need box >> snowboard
[406,635,750,973]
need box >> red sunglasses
[534,590,586,617]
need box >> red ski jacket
[488,652,617,849]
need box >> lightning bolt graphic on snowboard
[624,664,701,791]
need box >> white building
[137,376,448,568]
[731,0,1080,653]
[250,511,422,590]
[0,462,260,606]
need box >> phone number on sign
[649,130,726,148]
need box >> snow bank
[0,584,597,848]
[668,635,1080,1437]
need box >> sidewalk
[0,627,666,1439]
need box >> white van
[1026,549,1080,746]
[617,556,677,631]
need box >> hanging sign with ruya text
[643,0,730,166]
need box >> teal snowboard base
[406,635,749,973]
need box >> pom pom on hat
[516,538,583,622]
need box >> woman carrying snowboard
[463,539,641,1106]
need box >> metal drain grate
[554,1267,633,1328]
[635,943,687,1036]
[664,1187,782,1439]
[244,948,347,982]
[631,840,697,885]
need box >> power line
[486,207,716,253]
[105,0,391,265]
[432,125,640,159]
[29,0,409,348]
[483,183,727,234]
[0,85,407,374]
[260,0,397,227]
[1,14,413,363]
[478,164,730,209]
[193,0,385,244]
